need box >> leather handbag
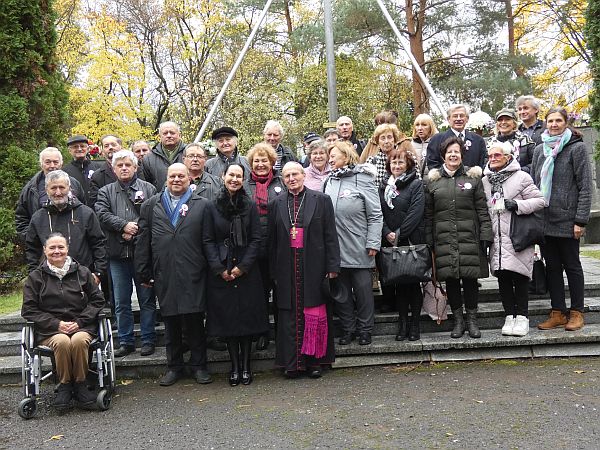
[377,234,432,286]
[529,255,547,295]
[510,211,545,252]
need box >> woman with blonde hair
[360,123,407,186]
[411,113,438,172]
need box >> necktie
[458,132,464,140]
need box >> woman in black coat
[379,147,425,341]
[204,164,268,386]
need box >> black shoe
[395,315,409,341]
[140,344,155,356]
[308,366,322,379]
[451,308,466,339]
[358,332,372,345]
[159,370,182,386]
[73,382,96,408]
[53,383,73,410]
[241,371,253,385]
[465,308,481,339]
[338,333,355,345]
[114,345,135,357]
[207,337,227,351]
[284,370,299,379]
[256,335,269,351]
[229,371,241,386]
[194,369,213,384]
[408,318,421,341]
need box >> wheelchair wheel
[96,389,112,411]
[17,398,37,419]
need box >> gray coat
[530,134,592,238]
[324,165,383,269]
[95,178,157,259]
[482,159,545,279]
[191,171,222,201]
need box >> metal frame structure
[194,0,446,142]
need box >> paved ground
[2,357,600,449]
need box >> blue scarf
[540,128,572,205]
[161,187,192,227]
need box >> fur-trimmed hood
[427,165,482,182]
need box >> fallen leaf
[197,398,209,403]
[120,379,134,386]
[475,400,484,404]
[446,432,454,437]
[48,435,64,441]
[574,370,585,374]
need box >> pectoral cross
[291,226,297,239]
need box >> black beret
[66,135,88,146]
[211,126,238,140]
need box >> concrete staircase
[2,255,600,383]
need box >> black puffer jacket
[21,261,105,340]
[62,158,103,204]
[425,165,493,280]
[25,198,107,275]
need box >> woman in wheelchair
[21,232,106,409]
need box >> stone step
[2,323,600,383]
[2,298,600,358]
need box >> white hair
[159,121,181,133]
[39,147,62,167]
[447,104,470,117]
[45,169,70,187]
[515,95,541,111]
[112,150,138,169]
[263,120,284,137]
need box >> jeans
[110,258,156,346]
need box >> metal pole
[194,0,275,142]
[323,0,338,122]
[374,0,446,119]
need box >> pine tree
[0,0,69,275]
[585,0,600,157]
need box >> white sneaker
[512,315,530,337]
[501,315,515,336]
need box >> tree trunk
[405,0,429,115]
[505,0,525,77]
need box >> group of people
[19,94,593,410]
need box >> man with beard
[25,170,107,281]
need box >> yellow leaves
[48,435,64,441]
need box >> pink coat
[482,159,545,279]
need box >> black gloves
[480,240,492,255]
[504,199,518,212]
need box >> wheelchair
[18,312,116,419]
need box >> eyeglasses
[186,155,206,160]
[488,152,505,160]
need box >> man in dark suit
[268,162,340,379]
[426,104,487,171]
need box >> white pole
[194,0,276,142]
[374,0,446,119]
[324,0,338,122]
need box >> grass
[0,290,21,315]
[581,250,600,260]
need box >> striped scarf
[540,128,572,206]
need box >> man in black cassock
[268,162,340,378]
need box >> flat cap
[66,135,89,146]
[303,132,320,144]
[211,126,238,140]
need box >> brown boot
[538,310,568,330]
[565,310,584,331]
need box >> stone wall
[580,127,600,243]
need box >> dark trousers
[446,278,478,310]
[257,257,276,335]
[497,270,529,317]
[163,313,207,371]
[382,282,423,317]
[542,236,585,312]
